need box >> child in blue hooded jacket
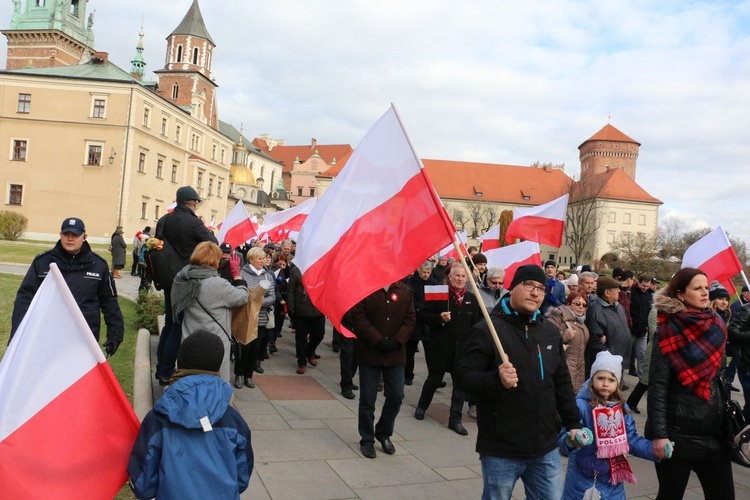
[128,330,253,499]
[559,351,663,499]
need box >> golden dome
[230,165,257,187]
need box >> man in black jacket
[153,186,217,384]
[455,264,582,499]
[629,273,654,377]
[11,217,124,356]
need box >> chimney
[311,138,317,150]
[91,52,109,64]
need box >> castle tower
[3,0,96,69]
[578,124,640,181]
[130,24,146,81]
[154,0,218,128]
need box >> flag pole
[741,270,750,292]
[390,103,509,364]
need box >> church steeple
[130,22,146,81]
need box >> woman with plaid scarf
[645,268,735,499]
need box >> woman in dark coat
[110,226,127,279]
[415,263,481,435]
[645,268,734,499]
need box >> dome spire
[130,17,146,80]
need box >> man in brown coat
[350,281,416,458]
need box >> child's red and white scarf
[592,404,636,485]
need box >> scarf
[168,368,221,385]
[564,305,586,323]
[658,309,726,400]
[592,404,636,485]
[171,265,218,316]
[449,285,466,306]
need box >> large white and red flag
[216,200,258,248]
[295,105,456,335]
[205,217,216,231]
[478,224,501,251]
[0,264,140,499]
[258,197,317,243]
[505,194,568,247]
[438,231,468,261]
[166,201,177,214]
[682,226,742,293]
[484,241,542,290]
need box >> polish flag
[166,201,177,214]
[682,226,742,292]
[438,231,468,261]
[295,106,456,336]
[216,200,258,249]
[205,217,216,231]
[484,241,542,290]
[258,197,317,243]
[425,284,449,301]
[0,264,140,499]
[505,194,568,247]
[479,224,501,251]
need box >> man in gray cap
[153,186,218,384]
[455,264,581,499]
[10,217,124,356]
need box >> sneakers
[296,365,306,374]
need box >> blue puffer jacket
[558,381,657,500]
[128,375,253,500]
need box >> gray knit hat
[590,351,623,383]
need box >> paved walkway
[5,263,750,498]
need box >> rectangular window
[142,107,150,127]
[217,180,222,197]
[622,232,631,243]
[208,177,214,197]
[92,99,106,118]
[171,163,178,183]
[297,187,303,196]
[161,118,168,136]
[607,212,616,223]
[8,184,23,205]
[212,144,217,160]
[309,187,315,197]
[638,214,646,225]
[87,145,102,166]
[154,205,160,220]
[141,202,147,219]
[197,171,203,188]
[624,213,631,224]
[607,232,615,244]
[17,93,31,113]
[175,124,182,143]
[138,152,146,173]
[156,158,164,179]
[221,149,226,163]
[12,140,27,161]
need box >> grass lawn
[0,273,138,499]
[0,239,113,265]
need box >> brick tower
[2,0,96,69]
[155,0,218,129]
[578,124,640,181]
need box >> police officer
[10,217,124,356]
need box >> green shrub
[135,289,164,334]
[0,211,28,241]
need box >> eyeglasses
[520,281,546,294]
[570,301,587,307]
[488,280,504,286]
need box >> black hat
[612,267,623,280]
[60,217,85,236]
[143,226,152,233]
[473,253,488,265]
[510,265,548,290]
[219,243,232,254]
[743,285,749,293]
[581,265,592,272]
[709,281,730,301]
[176,186,201,202]
[620,270,634,280]
[544,260,556,268]
[177,331,224,372]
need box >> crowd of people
[10,184,749,499]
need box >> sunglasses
[570,301,587,307]
[488,280,504,286]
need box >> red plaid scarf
[449,285,466,306]
[658,309,726,400]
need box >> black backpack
[145,239,182,291]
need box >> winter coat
[559,381,657,500]
[541,279,567,314]
[477,284,506,311]
[547,305,590,393]
[629,285,653,338]
[240,264,275,326]
[11,240,123,342]
[286,266,322,319]
[431,264,447,284]
[421,290,481,374]
[350,282,416,367]
[454,296,581,458]
[617,287,633,329]
[586,297,632,377]
[155,204,218,268]
[128,375,253,500]
[726,303,750,370]
[172,266,249,381]
[406,272,439,342]
[640,307,657,386]
[111,232,127,268]
[645,290,728,461]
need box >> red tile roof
[252,138,353,174]
[572,168,661,204]
[579,124,640,148]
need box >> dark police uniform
[11,240,124,345]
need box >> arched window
[192,48,199,65]
[176,45,183,63]
[172,84,179,99]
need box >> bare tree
[482,204,499,234]
[450,207,469,232]
[566,175,605,265]
[466,203,487,238]
[657,216,687,259]
[610,232,659,275]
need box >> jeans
[633,334,647,377]
[155,288,183,379]
[294,315,325,366]
[358,365,404,445]
[480,449,562,500]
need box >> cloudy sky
[3,1,749,243]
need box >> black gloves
[104,339,121,357]
[375,338,401,352]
